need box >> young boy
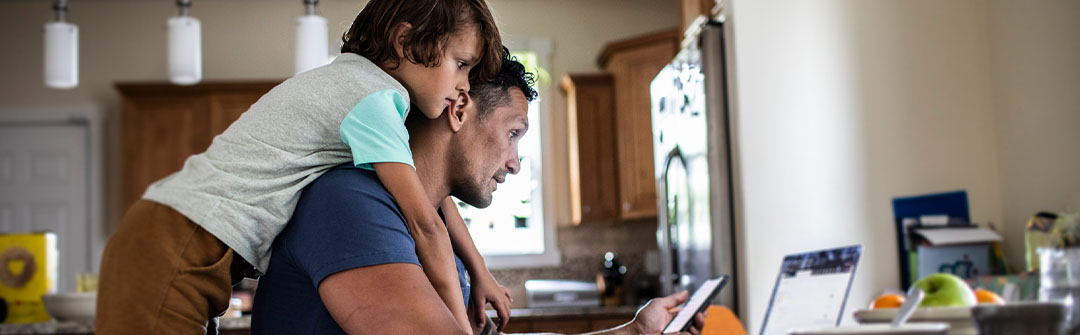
[96,1,510,334]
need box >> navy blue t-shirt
[251,165,470,334]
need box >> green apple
[910,273,977,307]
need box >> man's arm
[481,291,703,335]
[319,262,469,335]
[316,261,703,335]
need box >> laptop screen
[759,245,862,335]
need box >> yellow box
[0,233,58,323]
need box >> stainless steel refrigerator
[650,19,738,311]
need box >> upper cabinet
[563,74,619,224]
[563,29,679,225]
[117,81,278,211]
[679,0,717,36]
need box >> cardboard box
[0,233,58,323]
[913,227,1001,280]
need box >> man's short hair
[340,0,503,81]
[471,47,539,120]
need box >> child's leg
[96,200,241,335]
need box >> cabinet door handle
[623,202,631,211]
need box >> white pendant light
[168,0,201,85]
[44,0,78,89]
[295,0,328,75]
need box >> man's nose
[506,156,520,175]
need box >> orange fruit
[871,293,905,309]
[974,289,1005,305]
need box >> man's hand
[627,291,707,335]
[470,272,512,332]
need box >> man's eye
[509,131,518,140]
[457,60,467,69]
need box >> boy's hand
[470,272,512,332]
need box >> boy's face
[396,25,482,120]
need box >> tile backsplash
[489,219,659,309]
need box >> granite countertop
[0,306,638,334]
[0,317,251,335]
[0,321,91,335]
[487,305,640,319]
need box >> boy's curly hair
[341,0,503,81]
[472,47,538,120]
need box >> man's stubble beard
[448,149,494,209]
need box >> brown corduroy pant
[96,200,251,335]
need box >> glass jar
[1038,247,1080,328]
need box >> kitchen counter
[488,306,639,333]
[488,305,639,319]
[0,306,637,334]
[0,321,91,335]
[0,317,250,335]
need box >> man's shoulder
[279,164,420,285]
[295,165,401,222]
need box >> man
[251,56,705,334]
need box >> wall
[987,0,1080,270]
[0,0,677,244]
[726,0,1004,330]
[492,219,659,309]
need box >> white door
[0,122,90,293]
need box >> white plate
[790,323,949,335]
[853,307,971,321]
[852,307,974,335]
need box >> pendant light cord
[177,0,191,17]
[52,0,68,22]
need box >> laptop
[759,245,863,335]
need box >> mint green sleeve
[339,89,414,170]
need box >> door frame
[0,105,106,275]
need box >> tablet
[662,275,729,333]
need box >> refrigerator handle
[656,155,673,296]
[657,146,688,295]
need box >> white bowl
[42,292,96,323]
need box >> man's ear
[389,22,413,59]
[446,102,468,133]
[446,94,472,132]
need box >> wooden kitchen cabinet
[679,0,716,36]
[562,74,619,224]
[117,81,279,210]
[564,29,678,224]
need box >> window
[453,40,558,268]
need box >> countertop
[488,306,639,319]
[0,306,637,334]
[0,321,91,335]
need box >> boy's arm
[441,197,487,280]
[374,162,472,335]
[441,197,512,331]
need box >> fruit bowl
[42,292,96,323]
